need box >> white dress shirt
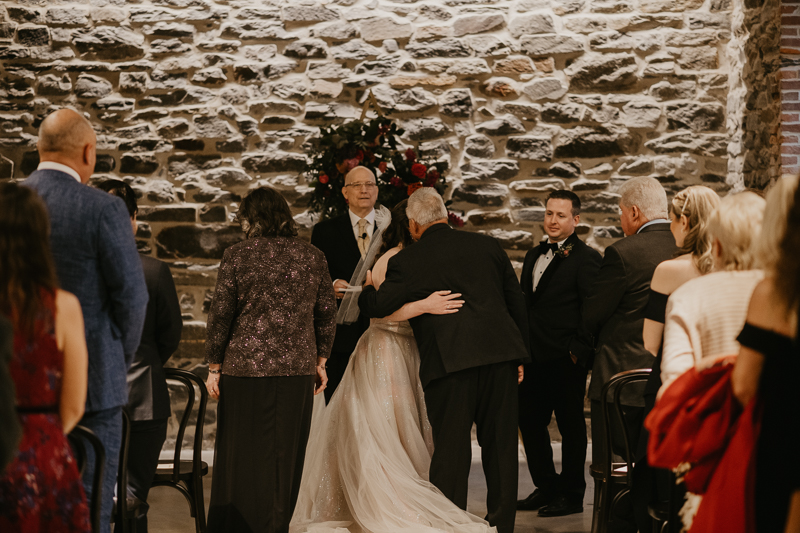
[532,238,566,292]
[36,161,81,183]
[348,208,375,242]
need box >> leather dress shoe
[538,495,583,517]
[516,489,555,511]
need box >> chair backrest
[163,368,208,484]
[600,368,652,487]
[69,424,106,533]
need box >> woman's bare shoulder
[651,256,699,294]
[746,277,795,335]
[374,246,402,271]
[55,289,81,315]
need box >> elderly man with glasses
[310,166,379,402]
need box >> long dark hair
[380,200,413,254]
[775,180,800,315]
[0,183,59,339]
[96,179,138,218]
[236,187,297,239]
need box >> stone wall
[0,0,766,448]
[782,0,800,177]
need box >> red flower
[378,161,388,173]
[319,174,329,184]
[345,158,359,171]
[424,169,439,187]
[390,176,403,188]
[405,148,416,162]
[411,163,427,179]
[448,212,465,227]
[407,183,423,196]
[356,150,364,161]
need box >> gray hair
[406,187,448,226]
[619,176,668,221]
[38,108,95,155]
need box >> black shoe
[516,489,555,511]
[538,495,583,517]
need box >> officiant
[310,166,378,402]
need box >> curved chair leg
[591,478,607,533]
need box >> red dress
[0,291,91,532]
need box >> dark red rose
[356,150,364,161]
[411,163,427,179]
[378,161,388,173]
[405,148,416,162]
[448,212,465,227]
[407,183,423,196]
[390,176,403,188]
[319,174,329,184]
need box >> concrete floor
[146,442,594,533]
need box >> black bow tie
[546,242,559,254]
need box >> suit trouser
[78,406,123,533]
[424,361,519,533]
[113,418,168,533]
[518,357,588,503]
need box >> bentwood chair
[114,410,143,533]
[152,368,209,533]
[590,369,652,533]
[69,424,106,533]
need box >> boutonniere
[555,243,574,258]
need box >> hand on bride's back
[422,290,464,315]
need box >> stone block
[564,17,607,34]
[307,61,351,79]
[550,161,582,178]
[355,55,403,77]
[541,103,586,123]
[618,157,654,175]
[460,159,519,181]
[192,68,227,85]
[36,74,71,96]
[582,191,622,213]
[220,21,291,41]
[139,206,196,223]
[466,35,513,57]
[467,210,513,227]
[74,74,113,98]
[73,27,146,60]
[487,228,534,249]
[476,115,526,136]
[639,0,703,12]
[511,178,566,193]
[482,78,520,98]
[554,126,638,158]
[331,40,378,60]
[515,207,546,222]
[199,205,227,223]
[193,116,235,138]
[358,17,414,42]
[156,225,244,260]
[464,135,495,158]
[414,25,453,41]
[46,8,89,27]
[496,102,541,120]
[283,6,340,23]
[400,117,452,141]
[644,132,728,157]
[567,53,638,91]
[285,39,328,59]
[16,25,49,47]
[242,152,307,173]
[508,13,554,38]
[452,182,509,206]
[677,48,718,70]
[92,8,128,24]
[439,88,473,117]
[521,34,584,56]
[494,57,535,76]
[620,100,662,129]
[174,139,205,151]
[7,7,42,24]
[406,38,470,58]
[649,79,695,100]
[453,14,505,37]
[418,59,492,76]
[313,22,358,40]
[505,136,553,161]
[522,78,568,101]
[120,153,159,174]
[666,102,725,132]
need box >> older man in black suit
[576,176,677,474]
[517,190,601,518]
[310,166,378,402]
[97,180,183,533]
[359,188,529,533]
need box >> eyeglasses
[344,182,377,190]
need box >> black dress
[737,322,799,533]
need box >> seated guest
[0,183,90,532]
[731,176,800,533]
[659,192,766,391]
[0,316,21,475]
[633,185,719,531]
[204,187,336,533]
[97,180,183,533]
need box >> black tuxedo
[310,214,373,402]
[518,233,601,503]
[120,255,182,533]
[359,223,529,533]
[577,222,676,471]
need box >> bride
[290,201,496,533]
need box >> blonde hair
[670,186,720,274]
[706,191,766,271]
[619,177,669,221]
[755,176,800,272]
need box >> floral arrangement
[306,116,457,222]
[555,243,574,258]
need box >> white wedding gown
[289,317,496,533]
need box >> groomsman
[517,190,601,517]
[310,166,378,402]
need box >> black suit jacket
[0,316,21,474]
[578,222,677,403]
[310,214,372,354]
[126,255,182,421]
[521,233,602,364]
[358,224,530,387]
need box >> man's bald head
[38,109,95,155]
[344,165,376,185]
[37,109,97,184]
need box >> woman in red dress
[0,183,91,532]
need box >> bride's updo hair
[670,185,720,274]
[236,187,297,239]
[380,200,413,254]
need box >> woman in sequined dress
[204,187,338,533]
[0,183,91,532]
[290,201,496,533]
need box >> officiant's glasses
[344,182,377,190]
